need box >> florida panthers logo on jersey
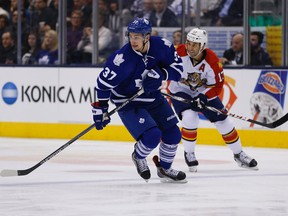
[188,72,206,87]
[181,72,207,91]
[187,72,201,85]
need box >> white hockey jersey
[169,44,224,100]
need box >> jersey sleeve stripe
[169,63,183,75]
[97,77,116,89]
[161,68,169,80]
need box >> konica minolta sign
[1,82,18,105]
[1,82,96,105]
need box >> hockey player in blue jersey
[92,17,187,183]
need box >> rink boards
[0,67,288,148]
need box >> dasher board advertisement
[1,67,287,130]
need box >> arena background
[1,67,287,148]
[0,0,287,149]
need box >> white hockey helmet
[186,28,207,51]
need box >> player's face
[185,40,201,58]
[129,32,148,52]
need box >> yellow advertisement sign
[266,26,282,66]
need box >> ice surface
[0,137,288,216]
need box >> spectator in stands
[47,0,59,31]
[9,0,30,19]
[0,5,9,19]
[169,0,193,25]
[209,0,243,26]
[195,0,222,25]
[0,1,10,13]
[108,0,121,35]
[69,0,92,25]
[7,9,31,53]
[221,33,243,65]
[109,0,132,27]
[9,0,21,12]
[29,0,55,34]
[76,11,113,64]
[107,0,132,50]
[132,0,153,20]
[130,0,144,17]
[22,30,41,64]
[67,9,84,64]
[56,0,76,18]
[97,0,109,27]
[142,0,154,19]
[0,31,17,64]
[250,31,273,66]
[169,0,221,26]
[149,0,180,27]
[0,14,9,45]
[173,29,182,48]
[36,29,58,64]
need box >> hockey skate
[234,151,258,170]
[132,152,151,182]
[184,151,199,172]
[152,155,187,183]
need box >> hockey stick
[161,91,288,129]
[0,89,144,177]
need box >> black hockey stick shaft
[161,91,288,129]
[0,89,144,177]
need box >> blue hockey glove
[142,68,163,94]
[91,101,111,130]
[191,94,208,112]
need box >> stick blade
[271,113,288,128]
[0,169,18,177]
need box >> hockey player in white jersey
[169,28,258,172]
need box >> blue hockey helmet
[127,17,152,35]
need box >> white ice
[0,137,288,216]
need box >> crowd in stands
[0,0,280,66]
[220,31,273,66]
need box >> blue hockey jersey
[95,36,183,107]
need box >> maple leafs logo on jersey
[113,53,124,66]
[161,38,172,47]
[38,55,50,64]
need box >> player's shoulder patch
[151,36,172,48]
[110,44,131,66]
[113,53,125,66]
[161,38,172,47]
[176,44,188,57]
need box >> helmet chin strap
[139,35,148,53]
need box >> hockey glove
[92,101,110,130]
[191,94,208,112]
[142,68,163,94]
